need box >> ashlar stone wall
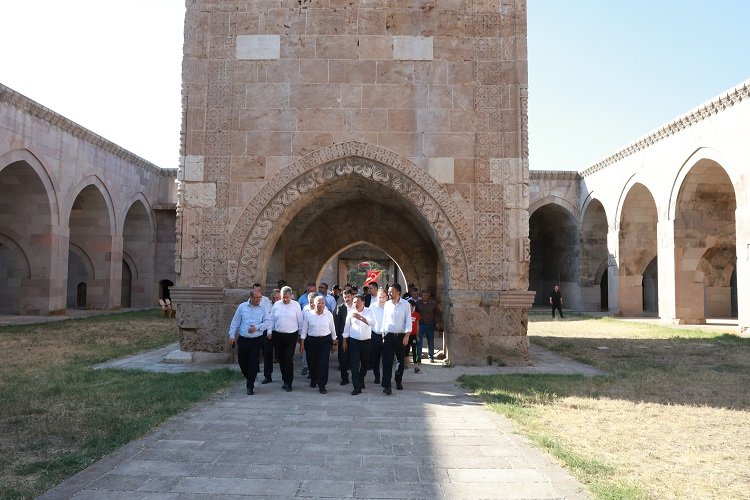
[176,0,533,365]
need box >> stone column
[109,234,124,309]
[657,219,677,323]
[169,287,247,363]
[47,224,69,314]
[447,290,535,366]
[607,228,620,314]
[736,205,750,333]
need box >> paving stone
[354,481,440,499]
[111,460,198,477]
[170,476,300,496]
[190,463,285,479]
[447,468,547,483]
[299,479,355,497]
[440,481,566,499]
[71,491,180,500]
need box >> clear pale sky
[1,1,748,171]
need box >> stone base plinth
[447,290,535,366]
[170,286,251,355]
[164,349,232,364]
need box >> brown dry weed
[527,314,750,499]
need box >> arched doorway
[673,160,737,323]
[528,204,579,307]
[229,147,476,361]
[122,199,155,307]
[642,257,658,315]
[159,279,174,300]
[618,183,658,316]
[66,246,93,308]
[0,156,54,314]
[580,199,609,311]
[121,260,132,308]
[67,183,113,309]
[316,242,407,292]
[265,189,439,300]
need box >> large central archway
[229,143,471,291]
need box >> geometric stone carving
[234,152,470,289]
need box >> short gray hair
[280,285,293,297]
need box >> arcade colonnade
[0,84,177,315]
[529,80,750,332]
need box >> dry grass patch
[461,313,750,499]
[0,310,241,499]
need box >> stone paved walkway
[41,345,596,499]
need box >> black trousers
[369,333,383,380]
[304,335,332,388]
[551,303,564,318]
[237,335,263,389]
[273,331,298,386]
[348,338,371,391]
[407,335,418,363]
[337,333,349,381]
[381,332,406,389]
[262,333,274,379]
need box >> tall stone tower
[174,0,533,364]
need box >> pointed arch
[228,142,471,289]
[0,148,60,226]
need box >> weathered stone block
[393,36,433,61]
[236,35,281,60]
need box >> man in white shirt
[300,295,337,394]
[368,288,388,385]
[380,283,412,395]
[342,294,375,395]
[270,286,303,392]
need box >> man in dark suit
[334,289,353,385]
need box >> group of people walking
[227,281,441,396]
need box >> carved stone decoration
[231,143,473,289]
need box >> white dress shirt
[382,298,412,334]
[270,300,304,333]
[342,306,375,341]
[369,303,385,334]
[301,308,336,339]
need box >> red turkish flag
[364,270,381,286]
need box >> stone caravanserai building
[1,2,748,366]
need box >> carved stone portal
[176,0,533,365]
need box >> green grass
[0,310,243,499]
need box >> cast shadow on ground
[474,334,750,411]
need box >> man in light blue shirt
[228,291,270,395]
[319,282,337,313]
[298,282,319,309]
